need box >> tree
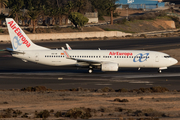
[89,0,110,20]
[0,0,8,8]
[75,0,87,13]
[57,7,63,25]
[106,0,120,25]
[68,12,88,31]
[0,13,6,26]
[49,8,58,25]
[64,0,76,25]
[8,0,24,23]
[19,13,27,26]
[27,10,40,33]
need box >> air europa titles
[109,52,133,56]
[8,21,31,47]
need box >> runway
[0,37,180,90]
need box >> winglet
[62,47,70,58]
[66,43,72,50]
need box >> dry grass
[0,90,180,119]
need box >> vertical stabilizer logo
[8,21,31,49]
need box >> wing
[61,47,102,65]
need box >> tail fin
[6,18,49,51]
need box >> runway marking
[129,81,152,84]
[111,80,153,84]
[110,80,153,84]
[113,73,180,79]
[95,84,112,86]
[146,84,153,85]
[58,78,63,80]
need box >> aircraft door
[35,53,39,61]
[155,54,159,62]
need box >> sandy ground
[0,90,180,119]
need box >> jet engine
[101,62,119,71]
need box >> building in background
[116,0,166,10]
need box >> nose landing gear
[158,67,167,73]
[88,69,93,73]
[158,69,162,73]
[88,66,93,73]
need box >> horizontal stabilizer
[5,48,24,54]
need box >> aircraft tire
[89,69,93,73]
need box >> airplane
[4,18,178,73]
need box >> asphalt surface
[0,37,180,90]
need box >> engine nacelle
[101,62,119,71]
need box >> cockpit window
[164,56,171,58]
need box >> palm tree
[27,10,40,33]
[9,6,21,23]
[57,7,63,25]
[0,13,6,26]
[64,0,75,25]
[75,0,87,14]
[41,5,49,26]
[0,0,8,8]
[49,8,58,25]
[106,0,120,25]
[8,0,24,23]
[19,12,28,26]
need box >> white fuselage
[12,49,178,69]
[6,18,178,73]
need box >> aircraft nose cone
[171,58,178,65]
